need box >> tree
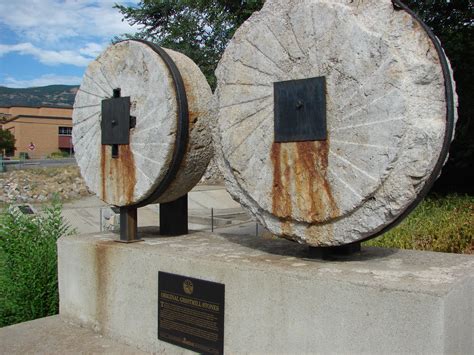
[401,0,474,193]
[116,0,473,192]
[115,0,264,89]
[0,129,15,156]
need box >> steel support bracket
[160,194,188,236]
[116,206,143,243]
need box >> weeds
[0,200,75,327]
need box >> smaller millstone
[73,40,213,206]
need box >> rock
[0,166,92,204]
[200,157,223,184]
[73,40,213,206]
[213,0,457,246]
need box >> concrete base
[58,230,474,354]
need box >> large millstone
[73,40,212,206]
[214,0,457,246]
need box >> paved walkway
[61,184,267,237]
[0,316,147,354]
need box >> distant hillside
[0,85,79,107]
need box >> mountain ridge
[0,85,79,107]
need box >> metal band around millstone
[364,0,456,242]
[130,40,190,208]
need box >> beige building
[0,106,73,159]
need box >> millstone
[214,0,457,246]
[73,40,213,206]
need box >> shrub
[365,194,474,254]
[0,200,75,327]
[48,151,70,159]
[18,152,29,160]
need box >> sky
[0,0,139,88]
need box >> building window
[58,126,72,136]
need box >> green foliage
[0,129,15,155]
[365,195,474,254]
[402,0,474,190]
[114,0,264,88]
[48,151,70,159]
[19,152,29,160]
[0,200,75,327]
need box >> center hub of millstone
[101,88,136,159]
[213,0,456,247]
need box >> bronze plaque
[158,272,225,355]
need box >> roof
[0,104,73,109]
[0,105,73,124]
[3,114,72,124]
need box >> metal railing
[0,158,76,172]
[99,205,266,237]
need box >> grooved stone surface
[214,0,457,246]
[73,40,213,206]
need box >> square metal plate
[274,76,327,142]
[101,96,131,145]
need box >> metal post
[256,222,259,237]
[117,206,141,243]
[160,194,188,236]
[99,208,103,232]
[211,208,214,232]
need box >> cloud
[1,74,82,88]
[0,42,102,67]
[79,43,104,58]
[0,0,139,44]
[0,1,139,88]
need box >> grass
[47,151,72,159]
[365,194,473,254]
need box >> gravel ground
[0,166,92,204]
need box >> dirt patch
[0,165,92,204]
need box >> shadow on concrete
[136,226,208,239]
[219,233,398,262]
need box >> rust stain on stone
[271,140,339,236]
[100,145,107,201]
[183,76,200,133]
[100,144,136,205]
[95,241,110,330]
[271,143,293,235]
[294,141,339,222]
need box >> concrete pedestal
[58,230,474,354]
